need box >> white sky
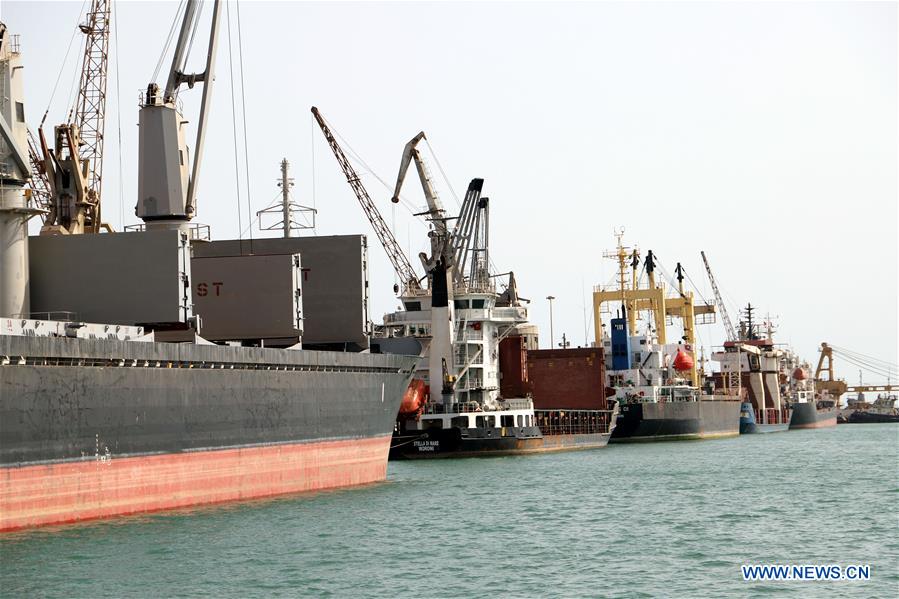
[4,0,897,385]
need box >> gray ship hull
[0,335,418,531]
[609,399,741,443]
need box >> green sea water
[1,424,897,598]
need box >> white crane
[701,250,738,342]
[135,0,222,232]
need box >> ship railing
[123,222,211,241]
[422,402,482,415]
[491,306,528,322]
[0,355,402,373]
[757,407,791,425]
[456,329,484,342]
[535,409,614,435]
[505,398,534,411]
[11,311,79,322]
[422,397,532,415]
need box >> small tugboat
[838,393,899,424]
[594,235,741,443]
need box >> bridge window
[451,416,469,428]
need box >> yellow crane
[814,342,896,397]
[592,233,716,387]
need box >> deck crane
[311,107,420,293]
[450,180,491,291]
[25,129,51,219]
[390,132,454,282]
[134,0,221,233]
[39,0,111,235]
[701,250,738,342]
[390,132,460,399]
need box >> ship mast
[256,159,316,237]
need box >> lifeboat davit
[673,349,694,372]
[399,379,428,415]
[792,367,807,381]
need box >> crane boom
[391,132,446,234]
[311,107,420,291]
[25,129,51,219]
[39,0,111,234]
[72,0,110,202]
[700,250,738,342]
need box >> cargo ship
[776,341,837,430]
[710,307,791,433]
[0,7,419,532]
[0,323,417,532]
[385,320,617,459]
[595,235,741,443]
[304,119,616,459]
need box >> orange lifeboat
[792,367,807,381]
[673,349,694,372]
[399,379,428,415]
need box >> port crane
[390,132,493,293]
[700,250,738,342]
[38,0,111,235]
[814,342,896,397]
[311,107,420,293]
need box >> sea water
[1,424,896,597]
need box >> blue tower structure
[610,306,632,371]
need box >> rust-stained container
[499,335,529,398]
[526,347,608,410]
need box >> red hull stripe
[792,417,838,429]
[1,436,390,532]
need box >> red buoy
[399,379,428,414]
[792,367,807,381]
[673,349,694,372]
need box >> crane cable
[829,344,898,370]
[41,0,89,127]
[172,0,204,104]
[151,0,186,83]
[113,0,124,230]
[224,0,244,251]
[322,115,423,219]
[831,352,895,381]
[235,0,255,253]
[310,113,317,234]
[423,137,461,210]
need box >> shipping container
[527,347,609,410]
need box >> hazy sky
[4,0,896,385]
